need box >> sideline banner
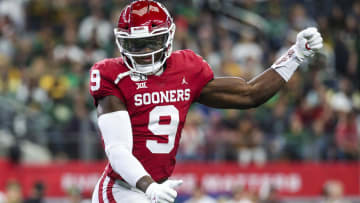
[0,160,358,198]
[172,162,360,197]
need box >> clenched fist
[294,27,323,61]
[145,179,183,203]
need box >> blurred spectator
[334,111,359,160]
[24,181,45,203]
[64,90,97,159]
[217,196,231,203]
[321,180,351,203]
[78,7,112,48]
[235,115,266,165]
[53,25,85,64]
[228,186,256,203]
[259,186,282,203]
[0,0,26,32]
[231,28,263,80]
[200,42,222,77]
[178,111,206,160]
[2,180,23,203]
[282,115,311,160]
[173,15,199,53]
[184,186,217,203]
[309,119,330,161]
[66,186,88,203]
[0,16,16,60]
[288,3,317,30]
[265,0,288,51]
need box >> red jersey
[89,49,213,182]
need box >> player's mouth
[136,56,152,64]
[133,52,162,64]
[142,56,152,62]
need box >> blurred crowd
[0,179,352,203]
[0,0,359,164]
[182,180,352,203]
[0,179,89,203]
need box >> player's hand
[294,27,323,61]
[145,179,183,203]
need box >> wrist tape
[271,45,303,82]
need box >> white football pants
[92,173,150,203]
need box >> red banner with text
[0,160,358,198]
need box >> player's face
[120,34,167,64]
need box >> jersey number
[90,69,100,91]
[147,105,179,154]
[90,69,179,154]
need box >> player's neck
[154,62,167,76]
[154,67,164,76]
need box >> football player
[89,0,323,203]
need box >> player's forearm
[106,145,151,183]
[98,111,152,189]
[246,68,286,107]
[136,175,155,192]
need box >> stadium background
[0,0,359,202]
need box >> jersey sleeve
[186,50,214,101]
[89,63,125,106]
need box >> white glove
[145,179,183,203]
[272,27,323,82]
[294,27,323,61]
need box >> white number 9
[90,69,101,91]
[147,105,179,154]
